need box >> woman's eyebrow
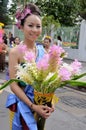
[26,22,41,25]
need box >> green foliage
[42,15,60,35]
[77,0,86,20]
[8,0,32,20]
[9,3,16,16]
[8,0,79,26]
[8,0,81,26]
[0,0,12,25]
[35,0,78,26]
[9,0,86,26]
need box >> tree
[42,15,60,35]
[8,0,32,20]
[0,0,12,25]
[77,0,86,20]
[35,0,78,26]
[9,0,79,26]
[9,0,79,25]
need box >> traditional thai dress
[6,45,45,130]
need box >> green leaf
[65,80,86,86]
[0,79,25,90]
[41,73,57,87]
[72,73,86,80]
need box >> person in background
[11,36,20,47]
[3,33,8,45]
[0,38,8,72]
[57,35,62,46]
[43,35,52,53]
[6,3,53,130]
[5,36,20,80]
[8,32,14,47]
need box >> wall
[63,20,86,62]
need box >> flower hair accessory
[15,7,31,29]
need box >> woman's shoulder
[9,45,20,56]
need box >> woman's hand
[51,104,55,112]
[31,104,53,119]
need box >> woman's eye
[28,24,41,28]
[28,25,33,27]
[36,26,41,28]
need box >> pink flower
[57,57,63,65]
[24,51,35,62]
[15,10,21,20]
[70,59,82,74]
[15,8,31,29]
[37,54,49,70]
[59,67,71,81]
[37,60,49,70]
[21,12,25,20]
[48,45,64,69]
[21,8,31,20]
[49,45,65,57]
[24,8,31,16]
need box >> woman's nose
[32,26,38,32]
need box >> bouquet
[0,45,86,130]
[15,44,86,94]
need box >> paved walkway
[0,86,86,130]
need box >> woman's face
[22,14,42,42]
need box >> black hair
[44,38,51,43]
[14,36,20,40]
[57,36,62,41]
[13,36,20,43]
[21,3,41,26]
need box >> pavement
[45,88,86,130]
[0,59,86,130]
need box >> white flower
[45,72,55,81]
[16,64,26,78]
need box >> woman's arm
[9,48,32,105]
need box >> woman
[9,33,14,47]
[11,36,20,47]
[43,36,51,53]
[6,3,53,130]
[0,39,8,72]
